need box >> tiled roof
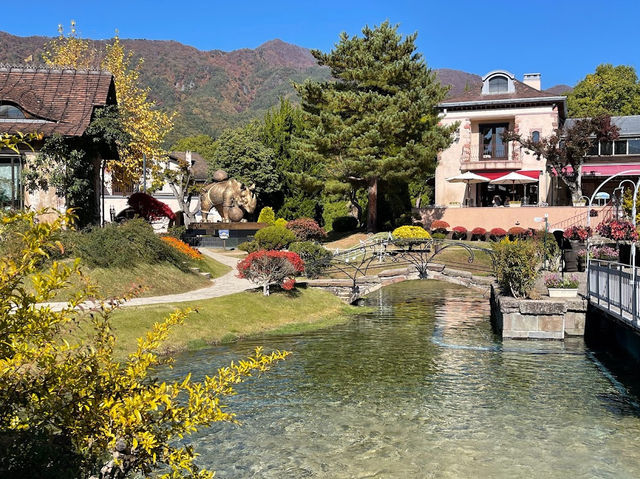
[0,65,116,137]
[169,151,209,181]
[441,78,565,106]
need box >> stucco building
[435,70,567,207]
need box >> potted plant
[563,225,592,244]
[576,248,590,271]
[544,273,580,298]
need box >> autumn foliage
[286,217,327,241]
[128,192,176,221]
[237,250,305,295]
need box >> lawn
[34,255,231,301]
[108,287,360,359]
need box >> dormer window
[481,70,516,95]
[488,76,508,94]
[0,104,25,119]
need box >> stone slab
[519,301,566,315]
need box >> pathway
[41,249,255,311]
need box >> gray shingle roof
[565,115,640,136]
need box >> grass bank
[109,287,360,359]
[37,256,231,301]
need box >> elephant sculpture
[200,171,258,222]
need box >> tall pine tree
[294,21,455,231]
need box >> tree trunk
[349,188,362,225]
[367,177,378,233]
[263,283,270,296]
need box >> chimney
[523,73,541,91]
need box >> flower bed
[544,273,579,289]
[161,236,203,259]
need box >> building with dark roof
[0,65,117,217]
[435,70,567,207]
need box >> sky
[2,0,639,88]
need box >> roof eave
[439,96,567,110]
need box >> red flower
[471,227,487,236]
[563,226,592,241]
[490,227,507,237]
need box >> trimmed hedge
[254,225,296,250]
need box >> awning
[581,164,640,176]
[474,170,541,181]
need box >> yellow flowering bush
[391,225,431,239]
[0,210,289,478]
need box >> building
[435,70,567,207]
[0,65,117,219]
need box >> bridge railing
[588,259,640,325]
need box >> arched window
[488,76,508,94]
[531,131,540,144]
[0,104,25,119]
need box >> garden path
[41,249,255,311]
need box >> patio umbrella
[489,171,538,201]
[446,172,490,206]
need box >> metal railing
[588,259,640,325]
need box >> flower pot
[548,288,578,298]
[577,257,585,272]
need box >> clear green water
[165,281,640,478]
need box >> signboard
[534,217,543,223]
[218,230,230,240]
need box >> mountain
[0,31,572,145]
[545,84,573,95]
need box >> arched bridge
[308,236,495,303]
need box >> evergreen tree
[294,21,455,231]
[171,134,218,160]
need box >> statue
[200,170,258,222]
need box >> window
[615,140,627,155]
[0,104,25,119]
[600,141,613,156]
[531,131,540,144]
[0,157,22,209]
[488,76,508,94]
[629,139,640,155]
[480,123,509,159]
[587,141,599,156]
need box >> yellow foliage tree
[43,22,174,183]
[0,210,289,478]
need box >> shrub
[489,227,507,241]
[165,225,186,240]
[563,225,592,241]
[471,227,486,241]
[332,216,358,233]
[254,225,296,250]
[492,238,541,298]
[257,207,276,225]
[161,236,203,260]
[238,240,259,253]
[533,230,560,265]
[452,226,467,240]
[391,225,431,239]
[507,226,527,239]
[288,241,332,278]
[286,218,327,241]
[128,193,176,221]
[430,220,449,234]
[274,218,288,228]
[237,250,305,295]
[432,232,446,240]
[71,219,187,269]
[596,219,639,241]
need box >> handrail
[588,259,639,326]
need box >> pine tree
[294,21,455,231]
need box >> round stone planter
[548,288,578,298]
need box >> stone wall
[491,285,587,339]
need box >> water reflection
[165,280,640,478]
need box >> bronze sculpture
[200,170,258,222]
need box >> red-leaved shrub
[471,227,487,240]
[508,226,527,238]
[489,227,507,240]
[128,193,176,221]
[431,220,450,234]
[237,250,304,296]
[563,225,592,241]
[286,218,327,241]
[452,226,467,240]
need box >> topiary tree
[0,210,289,478]
[391,225,431,239]
[237,250,305,295]
[254,225,296,250]
[258,206,276,225]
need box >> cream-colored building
[435,70,567,207]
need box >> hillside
[0,31,571,144]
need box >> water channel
[165,280,640,478]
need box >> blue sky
[2,0,639,87]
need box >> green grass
[35,256,231,301]
[108,287,360,359]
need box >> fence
[588,259,640,326]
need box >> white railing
[588,259,640,325]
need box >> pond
[164,280,640,478]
